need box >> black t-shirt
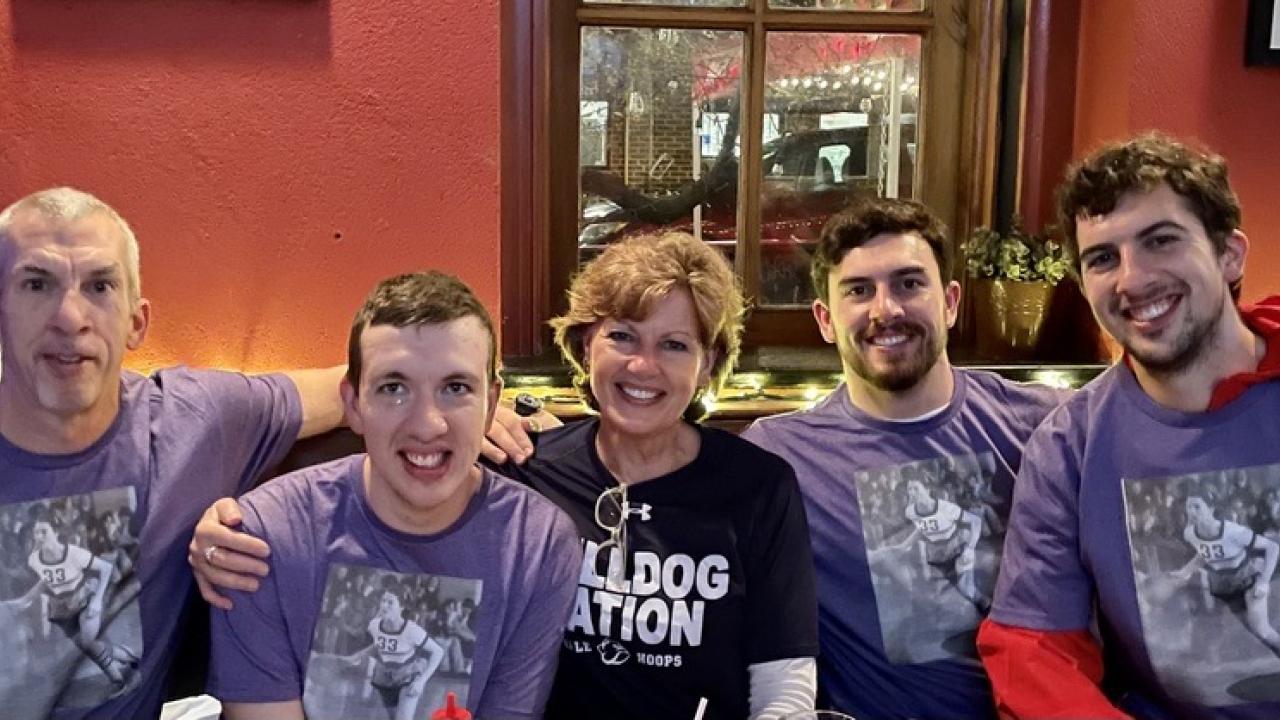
[496,419,819,720]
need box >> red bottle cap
[431,691,472,720]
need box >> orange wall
[0,0,502,373]
[1074,0,1280,301]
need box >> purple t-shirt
[0,368,301,720]
[743,368,1065,720]
[993,364,1280,718]
[208,455,582,720]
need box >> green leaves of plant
[962,216,1070,284]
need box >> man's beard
[1115,286,1225,378]
[843,320,945,392]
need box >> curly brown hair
[1057,132,1242,297]
[810,197,952,302]
[550,232,745,422]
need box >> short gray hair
[0,187,142,309]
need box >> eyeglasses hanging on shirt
[594,483,630,591]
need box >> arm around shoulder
[281,365,347,439]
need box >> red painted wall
[1074,0,1280,300]
[0,0,502,373]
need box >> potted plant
[962,217,1071,358]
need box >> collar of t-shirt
[881,403,950,424]
[835,367,964,433]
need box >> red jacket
[978,296,1280,719]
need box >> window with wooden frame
[501,0,1005,368]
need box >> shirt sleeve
[983,409,1128,718]
[989,412,1094,631]
[737,419,770,450]
[206,503,304,703]
[745,455,820,662]
[747,657,817,718]
[474,508,583,720]
[165,368,304,496]
[977,620,1131,719]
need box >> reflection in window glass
[763,113,783,145]
[759,32,922,306]
[819,112,865,129]
[701,112,780,158]
[700,111,731,157]
[580,101,610,167]
[577,27,744,269]
[770,0,923,10]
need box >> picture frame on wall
[1246,0,1280,66]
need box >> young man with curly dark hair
[981,132,1280,719]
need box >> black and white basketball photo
[857,452,1002,664]
[302,563,483,720]
[1124,463,1280,706]
[0,487,143,716]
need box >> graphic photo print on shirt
[856,452,1002,664]
[301,563,483,720]
[1124,463,1280,706]
[0,487,143,716]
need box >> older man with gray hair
[0,187,346,718]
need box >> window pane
[578,27,744,270]
[758,32,921,306]
[770,0,925,10]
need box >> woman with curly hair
[501,231,819,720]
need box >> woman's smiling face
[585,287,714,440]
